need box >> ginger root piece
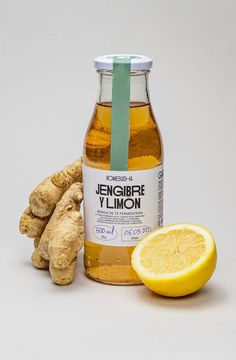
[49,212,84,269]
[34,237,41,248]
[39,182,84,263]
[31,248,49,270]
[19,159,84,285]
[29,159,82,218]
[19,207,49,238]
[50,258,77,285]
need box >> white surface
[1,0,236,359]
[94,54,153,70]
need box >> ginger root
[50,258,77,285]
[19,159,84,285]
[39,182,83,262]
[31,248,49,269]
[34,237,41,248]
[29,159,82,218]
[39,182,84,284]
[19,207,49,238]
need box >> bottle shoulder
[83,102,163,170]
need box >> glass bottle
[83,55,163,284]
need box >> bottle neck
[97,70,150,105]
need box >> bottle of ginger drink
[83,55,163,284]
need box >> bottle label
[82,164,164,247]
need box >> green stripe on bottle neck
[110,57,131,171]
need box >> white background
[1,0,236,359]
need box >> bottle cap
[94,54,153,71]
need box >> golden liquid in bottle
[83,102,163,284]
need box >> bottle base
[85,272,143,286]
[85,264,143,285]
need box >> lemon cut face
[131,224,217,297]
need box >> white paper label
[82,164,164,246]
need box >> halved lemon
[131,224,217,297]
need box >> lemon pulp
[140,229,206,274]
